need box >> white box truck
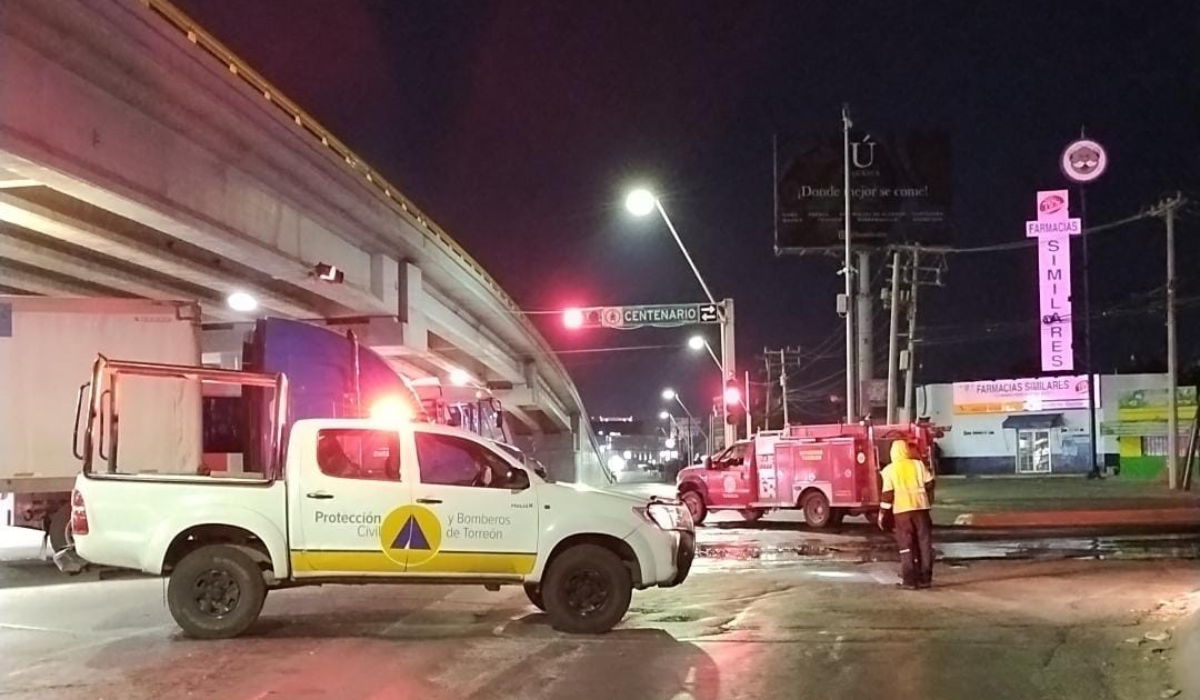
[0,297,202,550]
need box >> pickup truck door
[290,424,412,577]
[705,442,754,508]
[406,429,539,577]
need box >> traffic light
[562,307,584,329]
[724,379,744,425]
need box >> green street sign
[571,303,723,330]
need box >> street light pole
[629,189,736,450]
[662,389,705,464]
[653,199,717,308]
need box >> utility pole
[902,248,920,421]
[857,250,874,418]
[1161,194,1185,489]
[841,104,857,423]
[780,348,790,426]
[885,250,903,423]
[763,354,773,431]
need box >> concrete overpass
[0,0,607,482]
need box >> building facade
[922,373,1192,478]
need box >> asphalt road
[1,525,1198,700]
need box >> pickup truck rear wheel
[543,545,632,634]
[523,583,546,611]
[48,508,72,553]
[680,490,707,525]
[167,545,266,639]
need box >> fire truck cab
[676,422,940,528]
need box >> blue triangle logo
[391,515,430,550]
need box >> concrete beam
[0,191,315,318]
[501,404,541,433]
[0,227,240,320]
[0,261,116,297]
[421,287,525,384]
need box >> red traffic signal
[562,308,585,330]
[725,379,745,425]
[723,380,742,406]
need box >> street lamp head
[226,291,258,313]
[448,368,471,387]
[625,188,657,217]
[687,335,706,351]
[659,410,670,421]
[661,388,676,401]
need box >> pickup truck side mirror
[507,468,530,491]
[703,456,714,470]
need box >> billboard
[1027,190,1081,371]
[952,375,1096,414]
[775,129,952,251]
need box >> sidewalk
[936,476,1200,528]
[609,474,1200,529]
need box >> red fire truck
[676,422,941,528]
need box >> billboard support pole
[886,250,902,423]
[842,105,857,423]
[857,250,874,417]
[1080,182,1101,479]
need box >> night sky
[176,1,1200,424]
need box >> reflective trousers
[893,509,934,586]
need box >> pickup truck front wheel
[542,545,632,634]
[523,583,546,611]
[167,545,266,639]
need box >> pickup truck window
[316,429,400,481]
[415,432,525,489]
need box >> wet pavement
[2,522,1200,699]
[1,555,1197,699]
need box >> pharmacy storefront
[922,375,1101,475]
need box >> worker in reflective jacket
[879,440,935,589]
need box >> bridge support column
[397,261,427,353]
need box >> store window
[1141,436,1187,457]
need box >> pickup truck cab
[60,357,694,638]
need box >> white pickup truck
[59,357,694,638]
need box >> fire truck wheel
[801,491,833,529]
[739,509,765,523]
[680,491,707,525]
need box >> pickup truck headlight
[637,501,693,531]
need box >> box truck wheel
[680,490,707,525]
[523,582,546,611]
[801,491,833,529]
[542,544,632,634]
[48,508,73,553]
[167,545,266,639]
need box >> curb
[953,507,1200,528]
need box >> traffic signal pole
[721,298,737,449]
